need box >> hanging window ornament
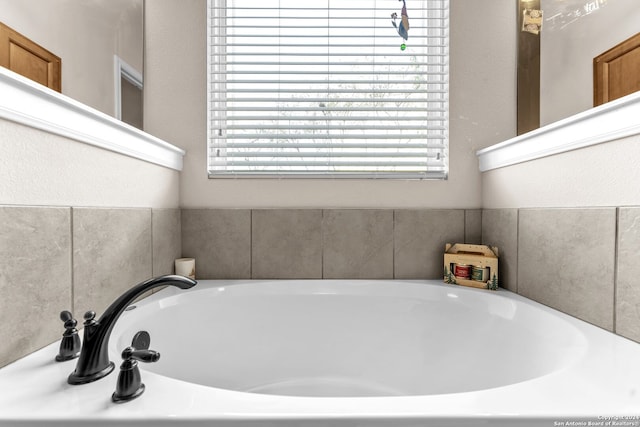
[391,0,410,50]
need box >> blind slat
[226,124,446,131]
[222,134,446,140]
[225,117,444,122]
[220,142,446,149]
[211,160,444,168]
[213,106,447,112]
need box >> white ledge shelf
[477,91,640,172]
[0,67,185,171]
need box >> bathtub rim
[111,278,592,397]
[0,279,639,425]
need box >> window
[208,0,449,178]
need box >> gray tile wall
[73,208,153,317]
[252,209,323,279]
[181,209,251,279]
[482,209,518,292]
[616,207,640,341]
[2,206,478,368]
[323,210,394,279]
[6,204,638,368]
[0,207,72,368]
[482,207,640,342]
[0,206,181,368]
[181,209,481,280]
[395,210,464,279]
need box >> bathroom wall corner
[482,209,518,292]
[615,207,640,342]
[394,210,465,279]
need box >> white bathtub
[1,279,639,426]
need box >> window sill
[476,91,640,172]
[0,67,185,171]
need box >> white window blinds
[208,0,449,179]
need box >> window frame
[207,0,449,180]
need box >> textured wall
[0,119,181,208]
[482,133,640,209]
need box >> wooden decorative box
[443,243,499,290]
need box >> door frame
[113,54,143,121]
[594,32,640,106]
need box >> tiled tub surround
[5,204,640,369]
[0,206,181,368]
[182,209,482,280]
[482,207,640,343]
[181,206,640,345]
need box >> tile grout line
[70,207,75,314]
[463,209,467,243]
[515,208,520,295]
[248,209,251,279]
[392,209,396,279]
[321,209,325,279]
[391,209,396,279]
[149,209,154,279]
[613,207,619,334]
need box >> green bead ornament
[400,43,406,51]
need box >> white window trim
[0,67,185,171]
[207,0,449,180]
[476,91,640,172]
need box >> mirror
[0,0,143,127]
[522,0,639,129]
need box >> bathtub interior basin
[112,280,587,398]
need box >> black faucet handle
[112,331,160,403]
[60,310,78,329]
[122,347,161,363]
[125,330,160,362]
[131,330,151,350]
[83,310,97,326]
[60,310,73,322]
[55,310,81,362]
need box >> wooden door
[0,22,61,92]
[594,32,640,106]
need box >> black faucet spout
[68,275,197,385]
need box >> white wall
[482,132,640,209]
[0,0,143,118]
[0,118,180,208]
[144,0,517,209]
[540,0,639,126]
[481,0,640,210]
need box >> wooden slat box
[444,243,499,290]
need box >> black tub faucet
[67,275,197,385]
